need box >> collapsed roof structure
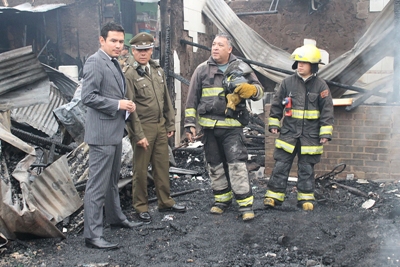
[203,0,394,107]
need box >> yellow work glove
[234,83,257,99]
[226,93,242,112]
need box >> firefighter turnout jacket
[184,55,263,129]
[268,73,334,155]
[184,54,264,215]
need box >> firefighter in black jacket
[184,33,264,221]
[264,44,334,211]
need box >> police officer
[125,32,186,224]
[264,44,334,211]
[184,33,264,221]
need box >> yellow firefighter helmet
[291,44,322,64]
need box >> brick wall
[264,104,400,181]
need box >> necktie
[145,66,150,76]
[112,58,124,77]
[112,58,125,88]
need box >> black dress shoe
[138,212,152,223]
[85,237,119,249]
[158,203,187,213]
[110,219,143,228]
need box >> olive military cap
[129,32,154,49]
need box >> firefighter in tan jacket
[184,33,264,221]
[264,44,334,211]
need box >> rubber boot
[239,206,254,221]
[264,197,275,208]
[302,202,314,211]
[210,201,231,214]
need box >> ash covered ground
[1,148,400,267]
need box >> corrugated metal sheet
[0,46,49,95]
[0,115,81,238]
[30,155,83,224]
[203,0,292,84]
[0,46,50,111]
[0,3,66,13]
[11,83,68,137]
[42,64,79,101]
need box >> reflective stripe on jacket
[268,73,334,155]
[184,55,264,129]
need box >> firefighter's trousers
[266,140,321,203]
[203,128,253,209]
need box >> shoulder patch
[320,89,329,98]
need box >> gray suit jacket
[82,49,126,145]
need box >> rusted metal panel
[11,84,68,137]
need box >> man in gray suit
[81,22,142,250]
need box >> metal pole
[393,0,400,102]
[236,11,278,16]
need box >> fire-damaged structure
[0,2,400,265]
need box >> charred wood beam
[165,25,172,93]
[11,127,74,154]
[180,39,211,51]
[244,134,265,139]
[247,123,265,134]
[331,182,369,198]
[245,146,265,150]
[249,113,265,127]
[393,0,400,102]
[173,147,204,154]
[179,39,386,98]
[345,83,387,111]
[159,0,169,69]
[169,71,190,86]
[247,150,265,155]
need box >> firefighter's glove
[225,93,242,118]
[226,93,242,112]
[234,83,257,99]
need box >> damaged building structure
[0,0,398,244]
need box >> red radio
[282,96,292,117]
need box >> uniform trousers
[131,122,175,212]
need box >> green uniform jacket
[125,57,175,142]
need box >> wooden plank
[333,98,353,106]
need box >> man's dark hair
[100,22,125,40]
[215,32,233,48]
